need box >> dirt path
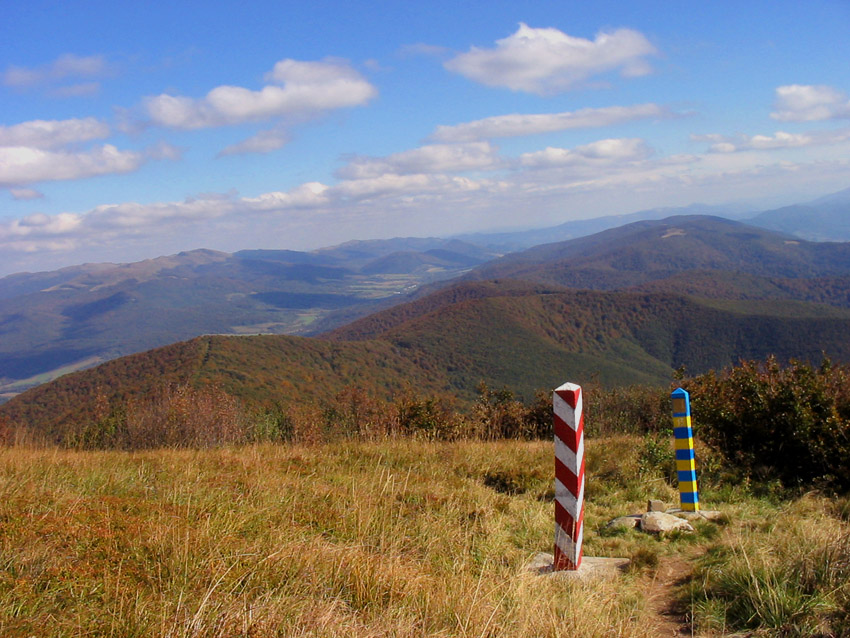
[643,553,694,637]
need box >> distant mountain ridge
[2,186,849,402]
[451,202,755,251]
[0,238,496,400]
[747,187,850,242]
[466,215,850,290]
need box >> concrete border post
[553,382,585,570]
[672,387,700,512]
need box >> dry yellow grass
[0,439,666,637]
[0,438,846,636]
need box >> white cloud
[0,116,181,188]
[695,128,850,153]
[0,145,145,187]
[2,212,83,238]
[444,23,656,94]
[145,58,377,129]
[243,182,330,209]
[0,117,110,150]
[771,85,850,121]
[520,138,651,168]
[218,128,290,156]
[4,148,850,275]
[0,142,182,188]
[0,171,488,262]
[3,54,107,90]
[430,104,670,142]
[336,142,500,179]
[332,173,481,200]
[83,193,237,230]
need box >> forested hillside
[6,279,850,444]
[467,216,850,292]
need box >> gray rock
[648,499,666,512]
[526,552,555,574]
[641,511,695,534]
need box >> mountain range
[0,238,496,400]
[1,187,848,406]
[5,208,850,439]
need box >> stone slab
[526,553,630,580]
[648,499,666,512]
[642,511,695,533]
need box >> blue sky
[1,0,849,275]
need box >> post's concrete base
[526,553,630,580]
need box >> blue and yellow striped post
[671,388,699,512]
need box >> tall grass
[690,494,850,636]
[0,439,672,638]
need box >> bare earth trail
[643,553,695,637]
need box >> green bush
[685,357,850,491]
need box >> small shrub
[638,432,676,484]
[250,403,294,442]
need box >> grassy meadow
[2,436,848,637]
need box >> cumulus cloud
[771,85,850,121]
[0,117,110,150]
[0,142,182,188]
[0,115,180,187]
[0,145,146,187]
[431,103,671,142]
[444,23,656,94]
[336,142,500,179]
[3,54,108,94]
[5,149,850,274]
[2,212,83,239]
[83,193,238,230]
[520,138,651,168]
[695,128,850,153]
[332,173,481,200]
[145,58,377,130]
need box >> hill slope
[467,216,850,290]
[0,239,495,400]
[7,280,850,442]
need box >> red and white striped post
[553,382,585,571]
